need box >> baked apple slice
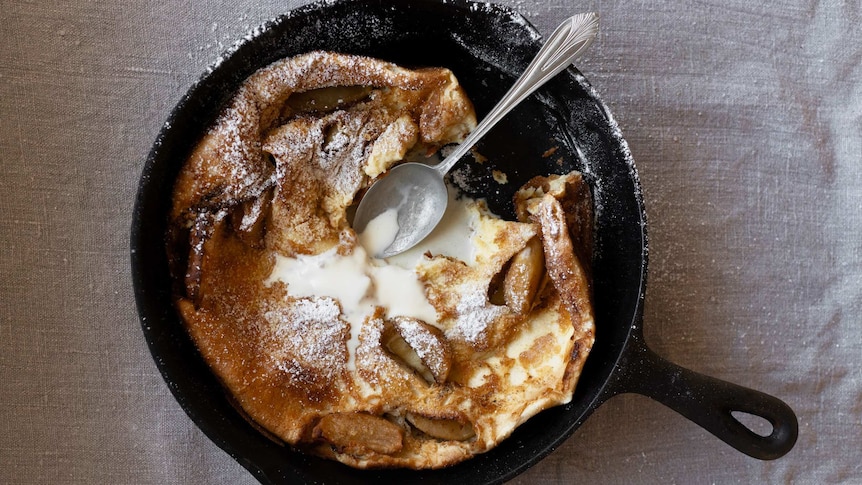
[381,317,452,384]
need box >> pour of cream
[266,244,438,370]
[267,183,480,371]
[357,208,399,258]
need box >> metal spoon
[353,12,599,258]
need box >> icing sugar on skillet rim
[131,0,799,482]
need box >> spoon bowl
[353,162,448,258]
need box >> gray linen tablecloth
[2,0,860,483]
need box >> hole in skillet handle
[607,336,798,460]
[731,411,774,438]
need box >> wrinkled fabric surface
[1,0,860,483]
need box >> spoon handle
[434,12,599,176]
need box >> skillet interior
[131,0,648,482]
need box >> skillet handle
[611,340,798,460]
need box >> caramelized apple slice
[381,317,452,384]
[312,413,403,455]
[502,236,545,314]
[513,171,594,332]
[406,413,475,441]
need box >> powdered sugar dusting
[264,297,348,380]
[211,98,268,198]
[239,191,267,230]
[447,282,507,344]
[353,316,392,390]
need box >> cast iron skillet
[131,0,799,482]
